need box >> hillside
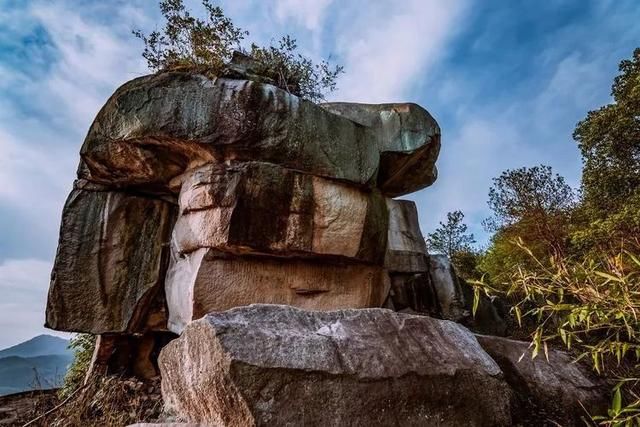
[0,335,70,359]
[0,354,72,396]
[0,335,73,396]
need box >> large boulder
[477,335,608,425]
[46,184,175,333]
[159,304,512,426]
[173,162,388,263]
[79,72,440,197]
[164,252,390,333]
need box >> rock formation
[159,305,512,426]
[46,68,441,340]
[45,54,605,425]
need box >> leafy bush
[134,0,343,102]
[472,241,640,425]
[59,334,96,399]
[248,36,343,103]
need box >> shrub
[59,334,96,399]
[471,240,640,425]
[134,0,343,102]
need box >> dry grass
[19,375,163,427]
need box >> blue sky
[0,0,638,348]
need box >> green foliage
[477,165,575,289]
[133,0,246,73]
[571,48,640,258]
[427,210,475,257]
[574,48,640,217]
[451,249,483,281]
[472,241,640,425]
[468,48,640,426]
[134,0,343,102]
[477,227,541,288]
[485,165,575,258]
[59,334,95,399]
[571,191,640,257]
[248,36,343,103]
[427,211,479,279]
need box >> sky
[0,0,638,348]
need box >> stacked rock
[45,55,441,375]
[45,56,608,425]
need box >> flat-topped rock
[79,72,440,197]
[159,304,512,426]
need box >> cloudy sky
[0,0,638,348]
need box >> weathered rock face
[384,198,428,272]
[165,251,390,333]
[428,254,470,322]
[79,73,440,197]
[385,240,507,336]
[477,335,608,425]
[46,184,175,333]
[173,162,388,262]
[321,103,440,196]
[159,304,512,427]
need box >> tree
[133,0,343,102]
[428,211,476,258]
[485,165,575,258]
[572,48,640,253]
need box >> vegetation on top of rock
[133,0,343,102]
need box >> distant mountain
[0,335,71,359]
[0,335,74,396]
[0,354,73,396]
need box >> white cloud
[273,0,334,31]
[0,258,69,349]
[29,2,148,130]
[331,0,468,103]
[411,116,533,242]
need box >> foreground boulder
[159,304,512,426]
[477,335,608,425]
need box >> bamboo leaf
[595,271,624,283]
[613,387,622,416]
[472,287,480,317]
